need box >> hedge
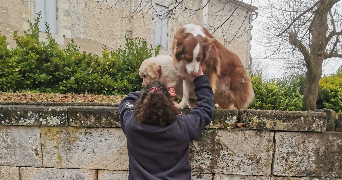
[0,15,160,95]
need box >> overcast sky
[241,0,342,80]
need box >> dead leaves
[0,92,125,104]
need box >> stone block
[98,170,128,180]
[0,166,19,180]
[190,130,274,176]
[178,109,239,129]
[98,170,213,180]
[323,109,338,131]
[192,173,213,180]
[20,167,96,180]
[0,105,67,126]
[41,127,128,170]
[239,110,327,132]
[274,132,342,178]
[270,177,341,180]
[68,106,120,127]
[337,113,342,132]
[0,126,41,167]
[214,174,270,179]
[207,110,239,129]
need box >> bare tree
[129,0,257,44]
[257,0,342,111]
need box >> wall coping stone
[0,102,119,107]
[0,104,340,132]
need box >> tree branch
[329,36,340,55]
[288,31,311,67]
[327,29,342,43]
[187,0,211,12]
[329,10,336,32]
[324,51,342,59]
[326,8,341,43]
[226,13,249,44]
[277,1,320,37]
[212,6,238,34]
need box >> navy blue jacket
[119,75,215,180]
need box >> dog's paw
[175,103,187,109]
[236,123,245,128]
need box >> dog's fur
[139,55,197,108]
[172,24,254,110]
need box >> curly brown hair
[133,80,177,127]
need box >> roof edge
[227,0,258,12]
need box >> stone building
[0,0,257,69]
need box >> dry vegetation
[0,92,125,104]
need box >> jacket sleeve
[178,75,215,140]
[119,91,141,135]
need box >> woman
[119,66,215,179]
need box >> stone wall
[0,104,341,180]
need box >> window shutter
[34,0,46,32]
[155,4,168,47]
[45,0,57,34]
[34,0,57,34]
[154,5,162,46]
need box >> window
[154,4,168,47]
[34,0,57,34]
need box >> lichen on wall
[0,105,341,179]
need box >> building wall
[206,0,254,69]
[0,104,341,179]
[0,0,30,49]
[0,0,254,68]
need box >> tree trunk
[302,56,323,111]
[301,0,336,111]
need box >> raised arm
[119,91,141,134]
[178,74,215,140]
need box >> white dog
[139,55,197,109]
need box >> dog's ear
[174,33,189,60]
[208,37,215,44]
[146,62,159,79]
[203,37,215,44]
[174,33,187,45]
[175,45,184,60]
[202,37,215,60]
[174,37,185,60]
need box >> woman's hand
[187,65,204,81]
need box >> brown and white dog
[139,55,197,108]
[172,24,254,110]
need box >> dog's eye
[142,75,146,78]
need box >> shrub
[317,68,342,113]
[249,73,303,111]
[11,16,62,92]
[0,32,22,91]
[108,37,160,94]
[0,14,160,95]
